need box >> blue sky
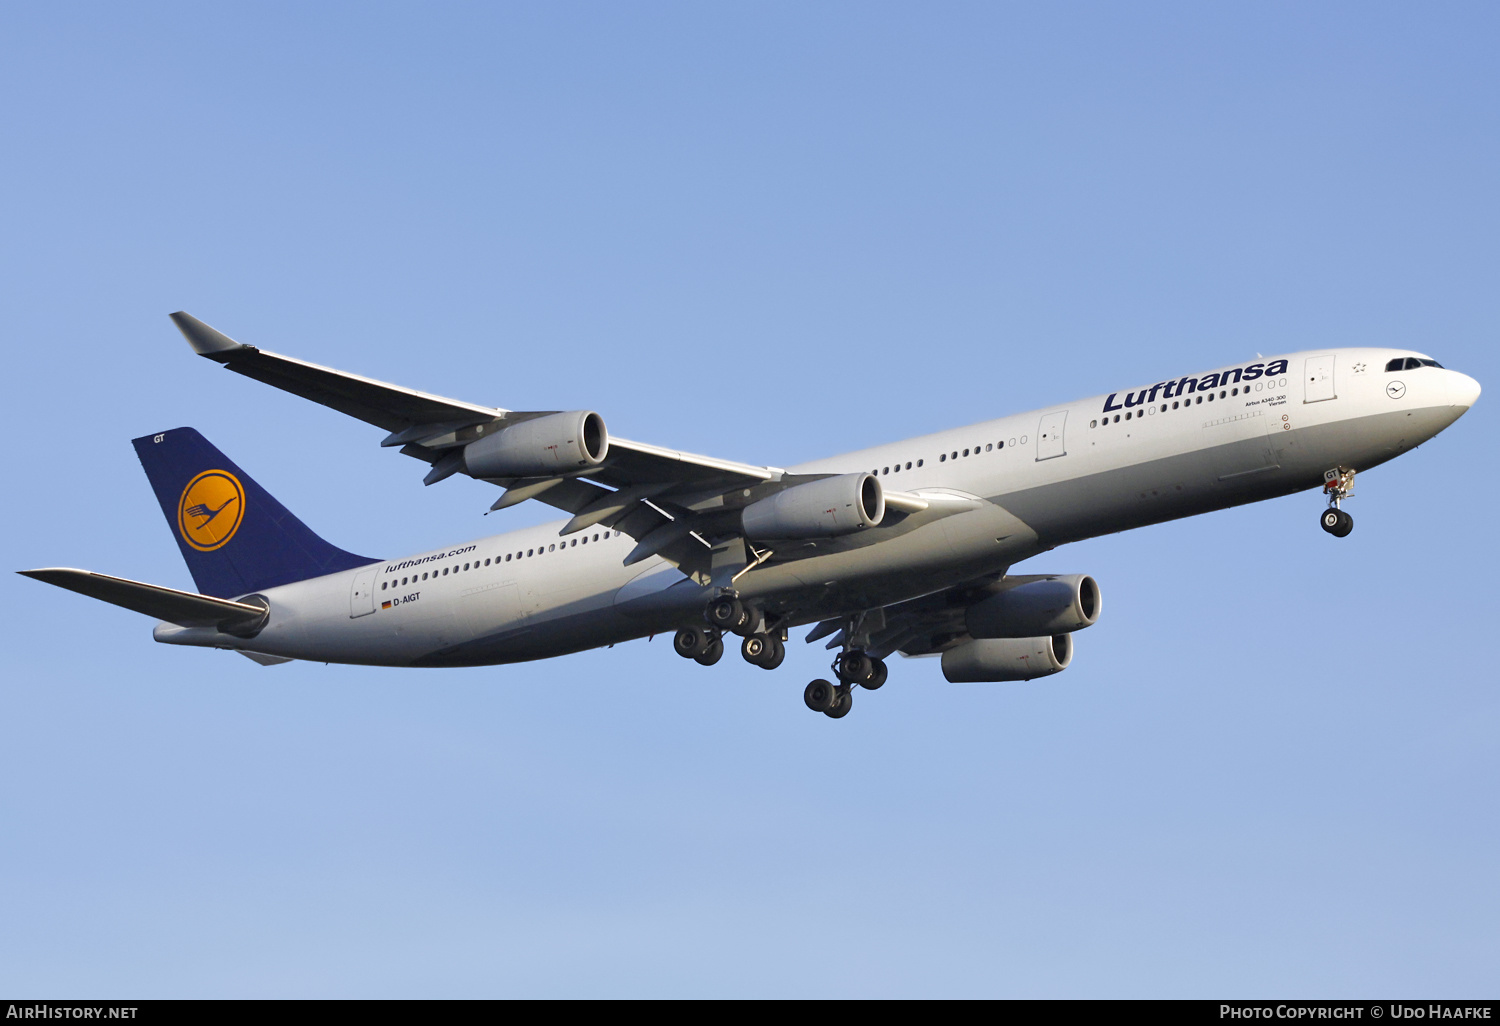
[2,2,1496,997]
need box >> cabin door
[349,567,377,618]
[1304,355,1337,403]
[1036,411,1068,461]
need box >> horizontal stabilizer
[18,568,268,634]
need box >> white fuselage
[154,348,1479,667]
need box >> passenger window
[940,453,946,461]
[1125,412,1132,420]
[962,449,969,457]
[1090,420,1097,428]
[951,451,958,460]
[549,544,556,552]
[985,443,992,451]
[905,462,912,470]
[916,459,923,467]
[1172,401,1179,409]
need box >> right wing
[170,313,965,580]
[171,313,783,575]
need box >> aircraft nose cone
[1449,371,1481,409]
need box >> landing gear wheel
[804,679,836,713]
[674,625,710,659]
[825,685,853,719]
[707,595,754,635]
[741,634,768,665]
[694,637,724,666]
[707,595,742,630]
[1320,508,1354,537]
[863,657,888,690]
[742,634,787,670]
[762,635,785,670]
[836,651,874,685]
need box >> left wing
[803,574,1035,659]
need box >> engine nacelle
[463,411,608,479]
[741,473,885,540]
[964,574,1101,639]
[941,634,1073,683]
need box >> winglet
[170,311,250,356]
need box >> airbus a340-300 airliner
[22,314,1481,719]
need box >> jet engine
[964,574,1100,639]
[940,634,1073,683]
[463,411,608,479]
[741,473,885,540]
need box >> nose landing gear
[1320,508,1353,537]
[1320,467,1356,538]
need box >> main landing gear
[676,593,785,670]
[673,624,724,666]
[683,592,892,721]
[1320,467,1356,538]
[799,649,888,720]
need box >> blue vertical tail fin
[133,427,378,598]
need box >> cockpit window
[1388,357,1444,371]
